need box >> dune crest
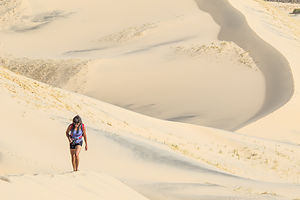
[0,65,299,183]
[0,0,267,130]
[1,0,300,199]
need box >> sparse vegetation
[291,8,300,14]
[171,144,179,150]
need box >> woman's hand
[85,144,88,151]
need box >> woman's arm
[83,125,88,151]
[66,125,72,143]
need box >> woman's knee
[75,152,80,159]
[70,150,75,156]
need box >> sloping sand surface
[227,0,300,143]
[0,171,149,200]
[0,65,300,199]
[195,0,294,130]
[0,0,266,130]
[1,0,300,199]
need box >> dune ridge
[195,0,294,131]
[1,0,300,199]
[0,0,266,131]
[226,0,300,143]
[1,61,300,199]
[1,64,300,183]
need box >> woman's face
[74,123,80,127]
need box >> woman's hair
[73,115,82,124]
[72,115,82,133]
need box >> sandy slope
[227,0,300,144]
[195,0,294,130]
[0,65,300,199]
[0,171,149,200]
[1,0,300,199]
[0,0,266,130]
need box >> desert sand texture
[0,0,267,130]
[0,64,300,199]
[1,0,300,200]
[228,0,300,143]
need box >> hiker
[66,115,88,171]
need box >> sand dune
[1,0,300,199]
[227,0,300,143]
[0,64,300,199]
[0,171,149,200]
[0,0,266,130]
[195,0,294,130]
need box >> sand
[227,0,300,143]
[195,0,294,130]
[1,0,300,200]
[0,64,300,199]
[0,0,266,130]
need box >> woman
[66,115,88,171]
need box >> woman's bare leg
[75,145,82,171]
[70,149,76,171]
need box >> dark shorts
[70,140,83,149]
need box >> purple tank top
[71,125,83,143]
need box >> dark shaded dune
[195,0,294,130]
